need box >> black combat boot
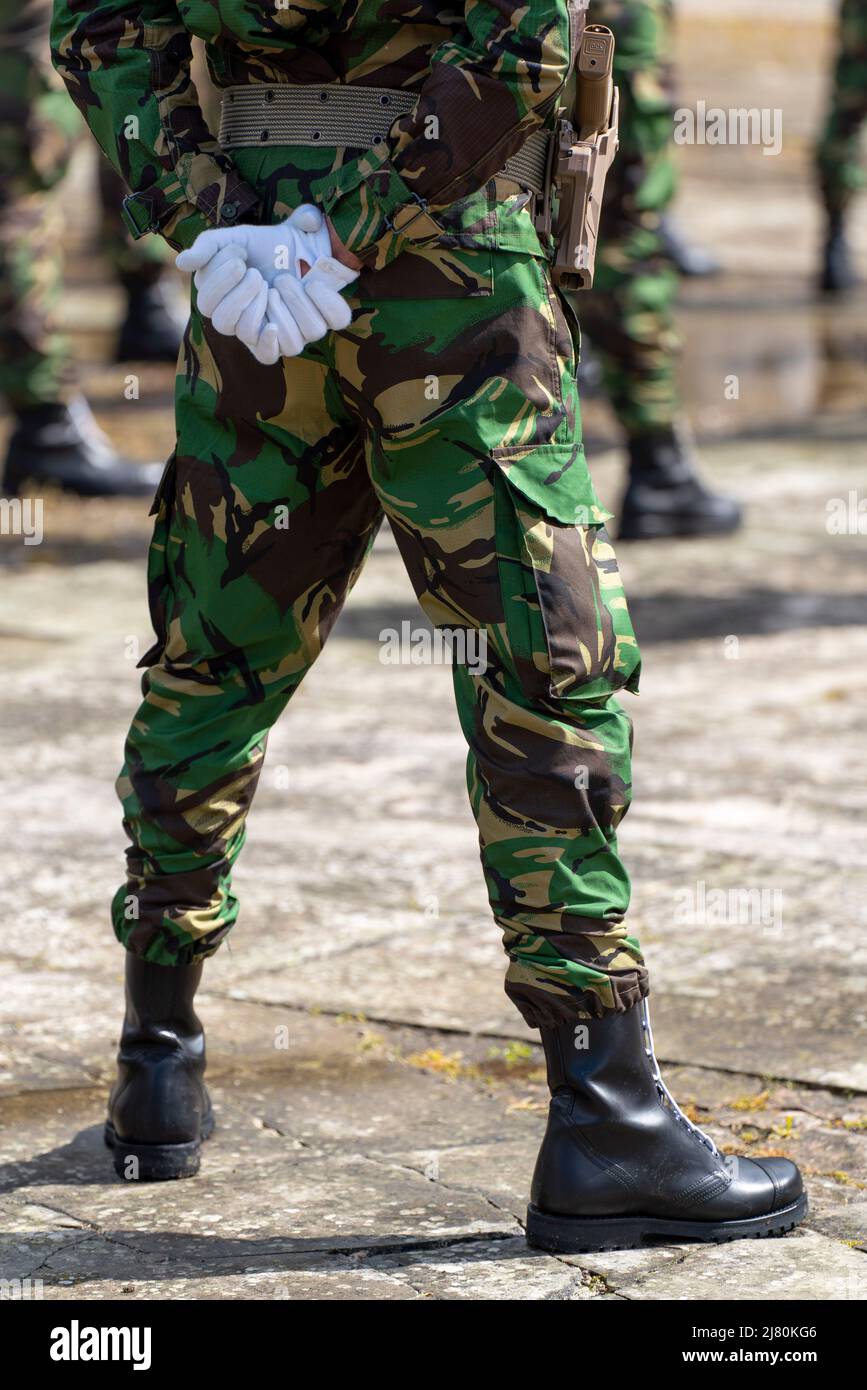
[618,424,742,540]
[116,280,186,364]
[526,1000,806,1253]
[820,214,858,294]
[105,956,213,1181]
[2,396,163,498]
[658,215,721,278]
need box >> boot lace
[640,998,723,1161]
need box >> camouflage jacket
[50,1,586,265]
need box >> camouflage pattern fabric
[50,0,584,261]
[116,168,646,1025]
[0,0,79,408]
[817,0,867,219]
[574,0,681,438]
[99,161,169,290]
[52,1,650,1026]
[0,0,168,410]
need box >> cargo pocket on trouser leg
[491,442,641,703]
[478,442,647,1028]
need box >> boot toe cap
[752,1156,804,1211]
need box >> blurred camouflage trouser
[817,0,867,218]
[112,147,648,1029]
[574,0,680,437]
[0,0,167,410]
[0,2,78,409]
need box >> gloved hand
[177,243,276,363]
[267,256,360,356]
[177,207,358,363]
[298,255,360,331]
[177,205,331,286]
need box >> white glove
[266,255,359,356]
[299,255,360,331]
[177,207,357,362]
[177,241,277,362]
[176,205,331,286]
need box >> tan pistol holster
[537,24,620,292]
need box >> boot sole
[618,515,742,542]
[525,1194,808,1253]
[2,471,156,500]
[104,1109,215,1182]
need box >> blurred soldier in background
[99,160,186,365]
[578,0,741,540]
[0,0,177,497]
[817,0,867,293]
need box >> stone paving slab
[1,998,864,1299]
[596,1230,867,1302]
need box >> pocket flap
[491,443,612,527]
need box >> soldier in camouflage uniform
[577,0,740,540]
[52,0,804,1251]
[0,0,180,497]
[817,0,867,292]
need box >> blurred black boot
[820,213,858,294]
[619,423,742,540]
[526,1000,807,1253]
[116,280,185,364]
[658,215,721,278]
[105,956,212,1181]
[2,396,162,498]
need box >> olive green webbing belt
[218,84,550,197]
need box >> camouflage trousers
[817,0,867,219]
[113,153,647,1028]
[0,0,168,410]
[0,20,79,411]
[573,0,681,438]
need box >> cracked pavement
[1,0,866,1300]
[1,1006,866,1298]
